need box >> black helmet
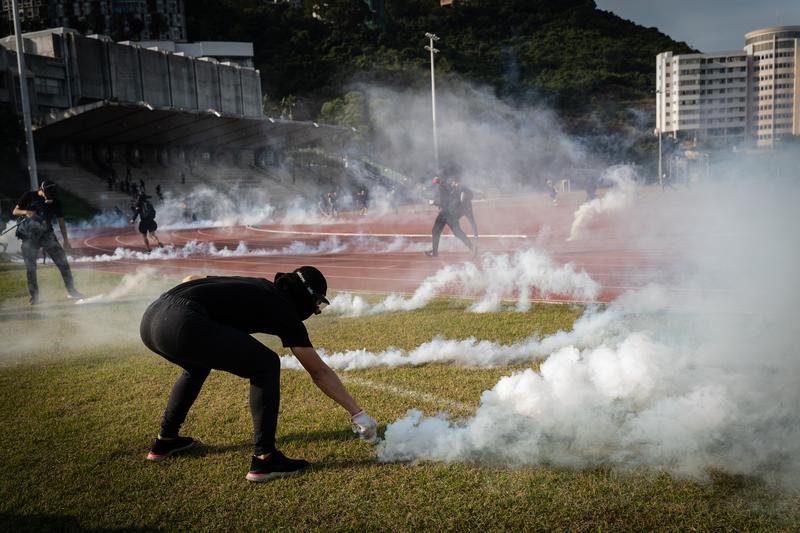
[274,266,330,316]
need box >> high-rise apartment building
[1,1,186,41]
[657,26,799,148]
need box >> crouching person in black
[12,180,84,305]
[139,266,378,482]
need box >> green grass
[0,265,798,531]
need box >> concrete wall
[218,64,242,115]
[194,60,220,111]
[168,54,196,110]
[241,69,261,117]
[71,34,109,101]
[139,48,170,107]
[1,31,265,120]
[108,43,142,103]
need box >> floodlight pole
[425,32,440,174]
[11,0,38,191]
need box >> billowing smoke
[361,81,589,192]
[327,247,599,317]
[370,159,800,489]
[567,165,638,241]
[0,268,169,361]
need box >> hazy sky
[595,0,800,52]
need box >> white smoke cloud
[366,163,800,489]
[327,247,600,317]
[567,165,639,242]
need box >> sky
[595,0,800,52]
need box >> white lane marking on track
[246,225,528,239]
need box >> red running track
[68,190,713,304]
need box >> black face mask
[275,275,318,321]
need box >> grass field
[1,263,798,531]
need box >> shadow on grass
[186,428,382,458]
[0,512,158,532]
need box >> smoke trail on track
[281,286,661,371]
[327,247,600,316]
[74,268,160,305]
[567,165,638,242]
[70,235,434,263]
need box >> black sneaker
[424,250,438,257]
[66,290,86,300]
[146,436,196,462]
[245,450,309,482]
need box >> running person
[425,176,475,258]
[12,180,83,305]
[451,179,478,238]
[139,267,378,482]
[130,193,162,251]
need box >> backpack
[141,200,156,220]
[15,217,48,241]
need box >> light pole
[11,0,39,191]
[425,32,440,173]
[655,127,663,189]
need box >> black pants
[460,204,478,238]
[431,211,473,254]
[21,231,76,299]
[140,294,281,455]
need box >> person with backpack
[451,178,478,239]
[130,193,162,251]
[12,180,84,305]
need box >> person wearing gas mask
[12,180,83,305]
[139,266,378,482]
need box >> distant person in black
[546,179,559,206]
[130,193,162,251]
[12,180,83,305]
[356,186,369,215]
[139,267,378,482]
[425,176,475,258]
[155,184,164,201]
[319,190,338,218]
[0,213,7,254]
[451,179,478,238]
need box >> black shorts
[138,218,157,234]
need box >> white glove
[351,410,378,444]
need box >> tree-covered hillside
[186,0,693,121]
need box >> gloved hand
[351,410,378,444]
